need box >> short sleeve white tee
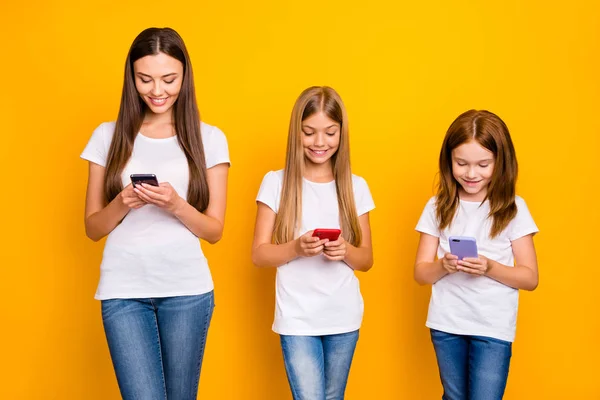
[81,121,230,300]
[415,196,538,342]
[256,170,375,336]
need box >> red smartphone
[312,228,341,241]
[130,174,159,188]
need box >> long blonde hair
[273,86,362,246]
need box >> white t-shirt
[415,196,538,342]
[81,121,230,300]
[256,170,375,336]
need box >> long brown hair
[274,86,362,246]
[436,109,518,238]
[104,27,209,212]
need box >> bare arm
[84,162,145,241]
[414,233,459,285]
[135,163,229,244]
[251,202,327,267]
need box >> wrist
[485,258,495,275]
[171,196,187,216]
[293,238,301,258]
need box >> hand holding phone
[296,231,329,258]
[120,184,147,210]
[449,236,489,276]
[317,229,347,261]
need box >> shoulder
[88,121,116,147]
[94,121,116,138]
[200,121,226,142]
[513,195,534,218]
[514,195,528,208]
[264,169,285,184]
[424,196,437,210]
[351,174,370,191]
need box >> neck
[304,160,334,183]
[458,187,488,202]
[143,109,173,125]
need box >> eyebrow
[302,124,339,130]
[455,158,494,163]
[136,72,178,78]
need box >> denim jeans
[430,329,512,400]
[101,291,215,400]
[280,330,359,400]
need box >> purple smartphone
[449,236,478,260]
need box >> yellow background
[1,0,599,398]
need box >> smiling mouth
[463,179,482,185]
[309,149,329,157]
[149,97,168,106]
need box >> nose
[466,166,477,179]
[314,132,325,147]
[151,80,162,96]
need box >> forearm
[173,201,224,244]
[85,198,129,241]
[414,259,448,285]
[252,240,298,268]
[344,244,373,272]
[486,260,538,291]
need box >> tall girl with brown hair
[414,110,539,399]
[252,86,375,400]
[81,28,229,400]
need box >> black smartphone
[130,174,159,188]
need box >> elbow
[205,233,223,245]
[251,251,266,268]
[360,257,374,272]
[85,226,103,242]
[523,278,539,292]
[204,225,224,244]
[413,268,428,286]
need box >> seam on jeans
[193,291,214,395]
[151,310,168,400]
[280,338,301,400]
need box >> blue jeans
[430,329,512,400]
[101,292,215,400]
[280,330,359,400]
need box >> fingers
[323,249,345,257]
[133,188,156,204]
[458,260,483,269]
[444,253,458,260]
[457,266,485,275]
[457,259,486,275]
[302,235,327,248]
[141,183,164,193]
[323,253,345,261]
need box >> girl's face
[133,52,184,116]
[451,140,495,201]
[301,111,340,167]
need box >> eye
[164,79,175,84]
[302,131,314,136]
[326,131,337,136]
[140,78,151,84]
[479,164,489,168]
[457,162,467,166]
